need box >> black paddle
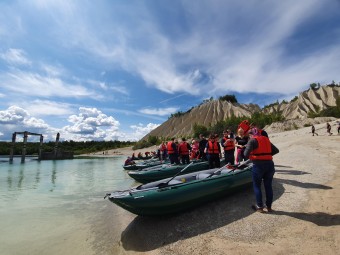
[206,159,251,178]
[157,161,194,187]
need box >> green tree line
[192,112,285,138]
[0,140,136,155]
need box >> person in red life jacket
[167,138,180,164]
[204,134,222,169]
[124,156,135,166]
[244,127,279,213]
[235,127,249,164]
[158,141,167,162]
[178,137,192,164]
[221,130,235,165]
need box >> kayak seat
[196,173,211,180]
[168,179,183,185]
[221,169,242,174]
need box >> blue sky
[1,0,340,142]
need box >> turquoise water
[0,156,136,255]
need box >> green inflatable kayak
[128,159,226,183]
[105,161,253,216]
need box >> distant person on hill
[244,127,279,213]
[311,125,318,136]
[178,138,191,164]
[326,122,333,136]
[220,130,235,165]
[198,134,208,161]
[235,127,249,163]
[204,134,222,169]
[338,121,340,134]
[167,138,180,164]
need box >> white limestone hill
[263,85,340,119]
[143,85,340,139]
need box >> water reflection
[7,168,13,189]
[50,161,57,192]
[18,164,24,189]
[34,163,41,188]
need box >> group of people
[156,120,279,213]
[311,121,340,136]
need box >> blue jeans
[252,161,275,208]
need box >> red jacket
[222,137,235,151]
[167,141,176,154]
[207,141,220,154]
[178,142,190,155]
[249,136,272,161]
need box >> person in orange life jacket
[204,134,222,169]
[221,130,235,165]
[167,138,180,164]
[235,127,249,164]
[158,141,167,162]
[244,128,279,213]
[178,138,192,164]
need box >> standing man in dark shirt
[198,134,208,161]
[244,128,279,213]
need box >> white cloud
[1,70,95,98]
[64,107,120,136]
[130,123,160,140]
[0,105,28,124]
[0,105,54,141]
[0,48,31,66]
[139,107,179,116]
[20,100,74,117]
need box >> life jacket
[238,120,250,133]
[167,141,175,154]
[222,137,235,151]
[160,143,166,151]
[249,136,273,161]
[178,142,189,155]
[207,141,219,154]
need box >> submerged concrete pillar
[54,133,60,159]
[21,131,28,163]
[9,132,16,163]
[38,135,44,160]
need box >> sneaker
[251,205,265,213]
[266,207,274,213]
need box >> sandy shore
[96,121,340,255]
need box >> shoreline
[99,122,339,255]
